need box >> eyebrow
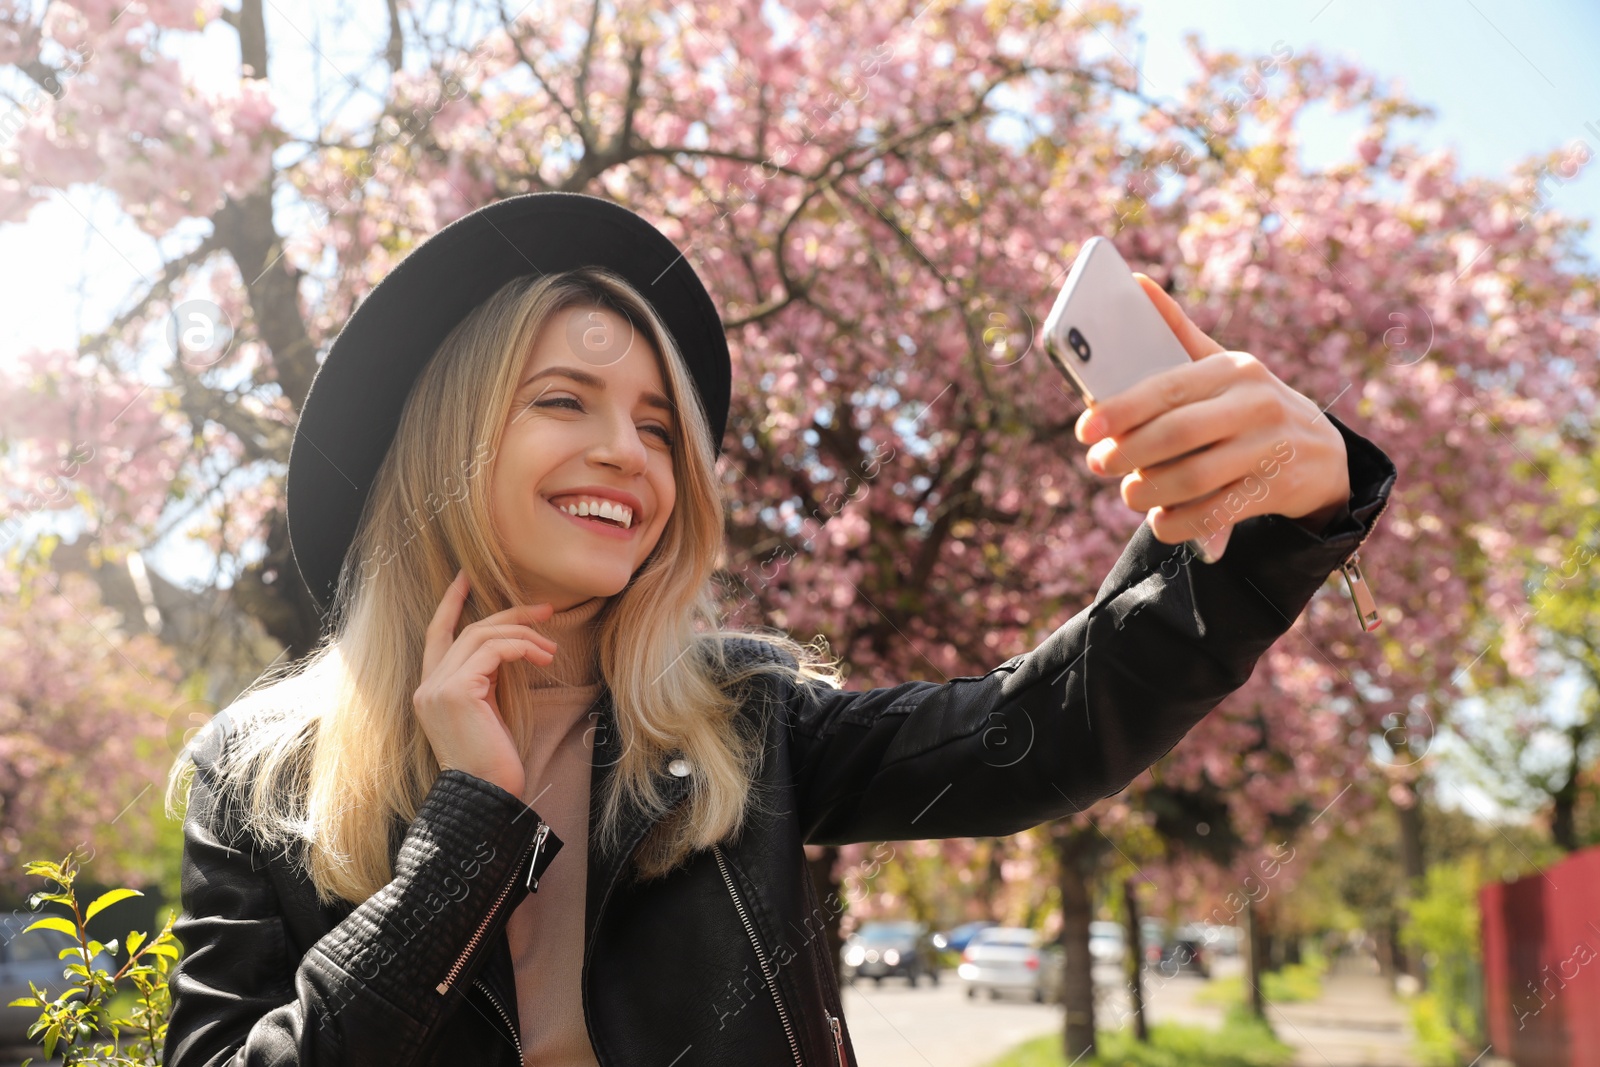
[518,365,677,418]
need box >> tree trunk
[1550,722,1584,852]
[982,837,1005,920]
[1244,895,1267,1020]
[1122,877,1148,1042]
[1053,825,1101,1061]
[1376,912,1400,976]
[1393,781,1427,983]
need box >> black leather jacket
[164,415,1395,1067]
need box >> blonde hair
[165,266,841,905]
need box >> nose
[588,409,650,474]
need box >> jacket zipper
[473,976,525,1063]
[827,1010,848,1066]
[711,843,804,1067]
[437,821,552,995]
[799,859,850,1067]
[1339,493,1390,633]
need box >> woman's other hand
[413,568,559,796]
[1074,273,1351,560]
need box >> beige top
[505,594,606,1067]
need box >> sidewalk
[1266,957,1420,1067]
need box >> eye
[532,395,675,447]
[530,395,583,412]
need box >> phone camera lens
[1067,327,1091,362]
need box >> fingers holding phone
[1046,240,1351,559]
[1073,287,1349,557]
[1043,239,1231,561]
[1129,272,1225,363]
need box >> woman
[163,192,1396,1067]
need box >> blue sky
[1129,0,1599,248]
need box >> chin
[555,565,637,601]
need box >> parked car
[1088,920,1126,964]
[1157,924,1210,978]
[0,911,117,1046]
[1137,917,1167,967]
[940,920,999,955]
[841,921,943,987]
[957,926,1063,1003]
[1185,922,1242,956]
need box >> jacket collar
[470,687,695,1037]
[581,688,695,949]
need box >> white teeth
[554,497,633,529]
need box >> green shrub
[1407,992,1464,1067]
[1193,956,1325,1008]
[6,850,179,1065]
[986,1012,1295,1067]
[1399,858,1485,1050]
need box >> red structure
[1480,845,1600,1067]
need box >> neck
[525,595,607,688]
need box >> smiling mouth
[545,495,636,533]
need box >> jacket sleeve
[782,412,1397,846]
[163,712,561,1067]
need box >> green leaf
[7,996,41,1008]
[22,916,79,938]
[85,887,141,923]
[126,930,145,955]
[27,891,74,908]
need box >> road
[842,959,1225,1066]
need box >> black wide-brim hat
[286,191,731,614]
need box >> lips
[544,495,637,539]
[543,485,644,513]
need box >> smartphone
[1042,237,1224,563]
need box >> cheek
[652,494,676,543]
[655,460,677,528]
[486,468,514,523]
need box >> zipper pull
[526,822,555,892]
[1339,551,1380,632]
[827,1011,848,1066]
[437,823,560,996]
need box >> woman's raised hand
[1075,273,1351,560]
[413,568,559,797]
